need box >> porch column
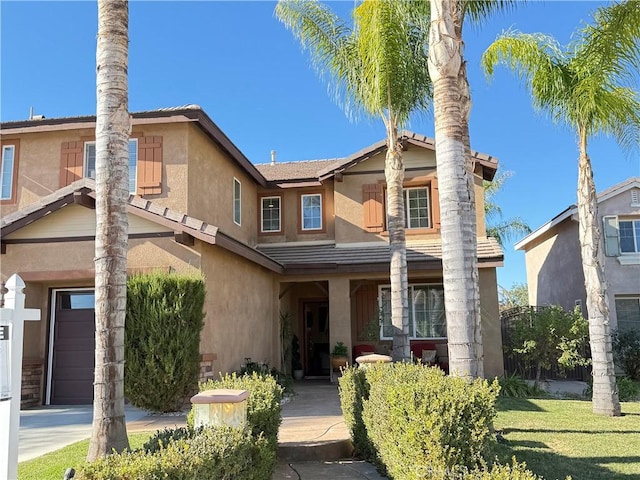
[328,278,352,362]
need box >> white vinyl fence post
[0,274,41,480]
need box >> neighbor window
[233,178,241,226]
[379,284,446,339]
[406,187,431,229]
[84,139,138,193]
[261,196,281,232]
[301,193,322,231]
[619,219,640,253]
[615,297,640,332]
[1,145,15,200]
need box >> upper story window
[406,187,431,229]
[1,145,16,200]
[84,139,138,193]
[261,196,281,233]
[379,284,446,340]
[619,219,640,253]
[301,193,322,231]
[233,178,242,226]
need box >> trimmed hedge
[76,425,273,480]
[189,372,283,448]
[125,273,205,412]
[340,363,500,480]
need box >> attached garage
[48,289,95,405]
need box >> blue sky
[2,1,638,291]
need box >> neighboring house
[515,177,640,332]
[0,105,504,407]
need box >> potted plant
[331,341,349,370]
[291,335,304,380]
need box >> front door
[49,290,95,404]
[303,301,330,376]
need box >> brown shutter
[59,141,84,187]
[363,184,384,232]
[431,178,440,230]
[137,136,163,195]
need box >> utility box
[190,389,249,428]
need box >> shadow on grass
[503,427,640,435]
[492,439,640,480]
[496,397,546,412]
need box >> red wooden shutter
[363,184,384,232]
[137,136,162,195]
[59,141,84,187]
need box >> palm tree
[482,0,640,415]
[276,0,432,362]
[87,0,131,460]
[484,172,531,247]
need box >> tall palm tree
[276,0,432,362]
[484,172,531,247]
[482,0,640,415]
[87,0,131,460]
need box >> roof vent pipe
[270,150,276,166]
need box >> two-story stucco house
[0,105,504,406]
[515,177,640,332]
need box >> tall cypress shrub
[125,272,205,412]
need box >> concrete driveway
[19,405,149,462]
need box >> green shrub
[189,372,283,448]
[338,365,377,461]
[497,374,545,398]
[617,377,640,401]
[76,425,273,480]
[462,459,543,479]
[362,363,500,480]
[142,426,198,454]
[125,272,205,412]
[613,329,640,380]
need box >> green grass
[18,433,150,480]
[493,398,640,480]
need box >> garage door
[50,290,95,405]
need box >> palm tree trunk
[429,0,481,379]
[87,0,131,460]
[576,130,620,416]
[384,117,410,362]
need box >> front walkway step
[273,461,388,479]
[277,438,354,462]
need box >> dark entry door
[50,290,95,404]
[303,301,330,376]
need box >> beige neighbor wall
[0,123,190,217]
[187,125,259,246]
[198,242,279,375]
[257,182,336,244]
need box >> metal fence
[500,306,591,381]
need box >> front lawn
[18,433,150,480]
[494,398,640,479]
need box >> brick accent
[198,352,217,383]
[21,359,43,407]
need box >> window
[406,187,430,229]
[233,178,241,226]
[619,219,640,253]
[261,196,281,233]
[84,140,138,193]
[301,193,322,231]
[615,297,640,332]
[1,145,15,200]
[379,284,446,339]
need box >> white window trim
[1,145,15,200]
[378,283,446,340]
[233,178,242,226]
[261,196,281,233]
[301,193,323,231]
[405,186,431,229]
[84,140,138,194]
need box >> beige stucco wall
[0,122,191,217]
[479,267,503,379]
[198,242,279,375]
[186,125,260,246]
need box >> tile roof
[258,237,503,274]
[255,159,341,182]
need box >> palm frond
[462,0,520,28]
[487,218,532,247]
